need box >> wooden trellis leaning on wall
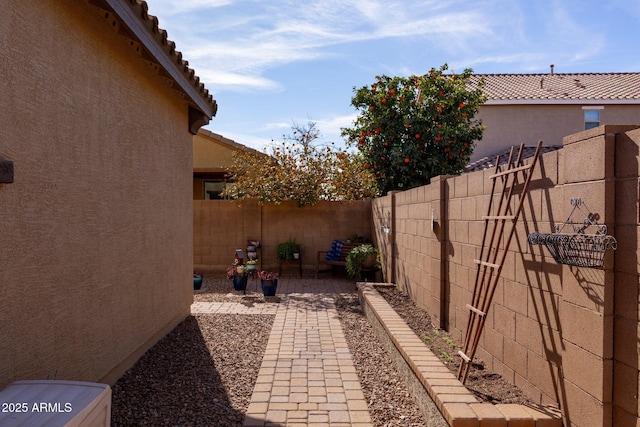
[457,141,543,384]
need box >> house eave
[89,0,217,130]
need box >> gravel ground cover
[334,292,428,425]
[373,285,531,405]
[111,275,274,426]
[111,275,529,426]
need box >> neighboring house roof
[465,145,562,173]
[467,72,640,105]
[91,0,217,132]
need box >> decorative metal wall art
[527,198,617,268]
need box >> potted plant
[227,264,249,293]
[346,244,379,280]
[277,238,300,260]
[347,234,364,243]
[257,270,280,296]
[193,271,204,290]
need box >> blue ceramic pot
[261,279,278,296]
[193,276,203,290]
[233,275,248,292]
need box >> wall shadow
[513,162,569,420]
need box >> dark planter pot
[193,276,203,290]
[233,275,249,292]
[261,279,278,296]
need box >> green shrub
[277,238,300,260]
[345,244,379,280]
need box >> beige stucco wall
[474,104,640,161]
[0,0,194,389]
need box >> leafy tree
[222,122,379,206]
[342,64,487,194]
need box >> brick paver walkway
[192,278,372,426]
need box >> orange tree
[223,122,379,206]
[342,64,486,194]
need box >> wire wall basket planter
[527,198,617,268]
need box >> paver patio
[192,277,372,426]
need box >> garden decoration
[247,237,260,265]
[245,259,258,271]
[527,198,617,268]
[458,142,542,385]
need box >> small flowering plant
[226,264,248,280]
[257,270,279,281]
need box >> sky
[148,0,640,151]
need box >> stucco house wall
[468,72,640,163]
[475,103,640,161]
[0,0,214,389]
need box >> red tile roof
[467,73,640,103]
[132,0,217,113]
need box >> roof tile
[100,0,217,115]
[468,73,640,101]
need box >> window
[204,180,227,200]
[583,107,603,130]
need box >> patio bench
[315,241,357,279]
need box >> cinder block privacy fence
[370,125,640,427]
[193,199,372,273]
[194,126,640,427]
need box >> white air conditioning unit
[0,380,111,426]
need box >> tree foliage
[222,122,379,206]
[342,64,487,194]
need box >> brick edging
[357,282,563,427]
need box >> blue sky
[149,0,640,151]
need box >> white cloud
[315,114,358,135]
[196,69,281,92]
[147,0,234,15]
[149,0,499,93]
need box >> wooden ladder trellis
[457,141,543,384]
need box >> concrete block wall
[372,178,446,327]
[612,127,640,427]
[371,125,640,427]
[194,199,372,273]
